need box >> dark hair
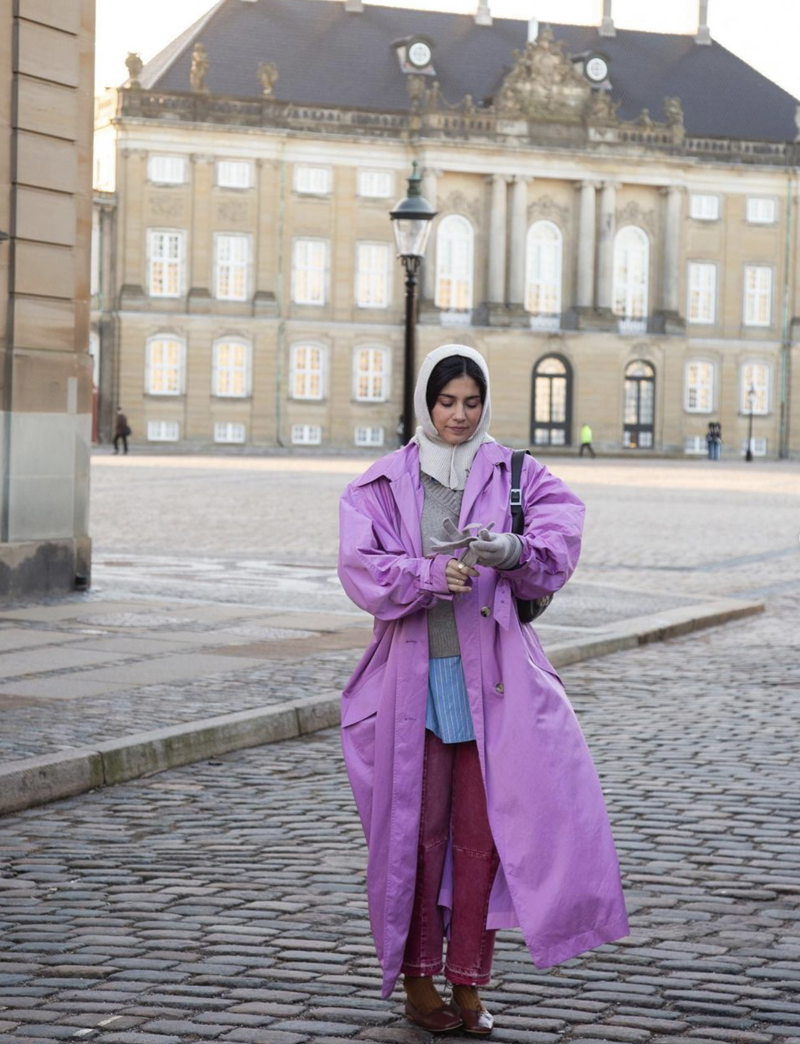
[426,355,487,414]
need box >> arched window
[623,360,655,448]
[213,338,251,398]
[525,221,562,325]
[353,346,390,402]
[145,335,185,396]
[613,226,649,328]
[435,215,474,313]
[531,354,572,447]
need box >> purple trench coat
[338,441,629,998]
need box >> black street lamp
[390,161,437,445]
[745,384,756,462]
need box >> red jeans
[401,730,500,986]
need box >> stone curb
[0,596,763,818]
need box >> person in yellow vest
[579,423,596,458]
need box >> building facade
[92,0,800,459]
[1,0,94,597]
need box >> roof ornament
[599,0,615,37]
[344,0,364,11]
[663,96,685,140]
[125,52,143,88]
[258,61,279,97]
[475,0,491,26]
[190,42,209,92]
[695,0,711,44]
[494,26,589,121]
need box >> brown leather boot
[403,976,463,1033]
[450,984,494,1036]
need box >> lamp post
[390,161,437,444]
[745,384,756,462]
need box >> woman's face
[430,374,483,445]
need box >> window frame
[147,421,181,442]
[292,237,329,306]
[355,242,391,309]
[290,343,327,401]
[214,422,247,444]
[144,334,186,396]
[212,337,252,398]
[684,360,715,414]
[357,169,394,199]
[687,261,717,325]
[216,160,253,190]
[147,228,186,298]
[435,214,475,313]
[525,220,563,319]
[353,346,390,403]
[740,361,771,415]
[294,165,333,196]
[214,232,252,302]
[745,196,777,225]
[743,264,773,327]
[688,193,720,221]
[354,426,385,447]
[148,155,187,185]
[291,423,322,446]
[613,225,650,321]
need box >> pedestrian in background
[114,407,130,455]
[338,344,629,1035]
[579,422,596,457]
[706,422,722,461]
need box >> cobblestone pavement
[1,588,799,1044]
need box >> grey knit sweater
[421,473,464,658]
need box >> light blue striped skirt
[425,655,475,744]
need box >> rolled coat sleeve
[505,456,585,601]
[338,483,452,621]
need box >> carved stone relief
[493,26,590,121]
[149,196,185,220]
[439,190,482,227]
[527,195,569,226]
[616,200,656,236]
[216,200,250,223]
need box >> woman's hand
[445,557,480,595]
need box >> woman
[338,345,629,1035]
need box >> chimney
[344,0,363,11]
[599,0,615,37]
[475,0,491,26]
[528,15,538,43]
[695,0,711,44]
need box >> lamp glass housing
[391,216,434,259]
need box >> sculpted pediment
[493,27,590,122]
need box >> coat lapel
[459,442,508,529]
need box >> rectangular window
[685,361,714,413]
[147,421,180,442]
[294,165,332,195]
[215,234,250,301]
[148,155,187,184]
[148,230,185,297]
[291,345,324,400]
[356,243,390,309]
[217,160,252,189]
[146,338,183,395]
[743,265,772,326]
[741,437,768,457]
[746,197,776,224]
[214,422,246,444]
[741,363,770,414]
[358,170,393,198]
[292,239,328,305]
[355,426,385,447]
[213,340,249,397]
[684,436,706,455]
[354,348,388,402]
[291,424,322,445]
[687,262,716,324]
[688,194,719,221]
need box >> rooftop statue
[190,42,209,93]
[125,52,143,88]
[258,62,279,97]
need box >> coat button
[480,606,491,617]
[495,682,504,694]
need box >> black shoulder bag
[510,449,553,624]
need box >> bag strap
[510,449,530,535]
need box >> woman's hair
[426,355,487,414]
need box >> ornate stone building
[92,0,800,459]
[1,0,94,597]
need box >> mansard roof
[136,0,798,144]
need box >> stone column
[661,186,682,314]
[509,175,531,308]
[576,180,598,310]
[420,167,439,301]
[597,180,618,312]
[488,173,509,304]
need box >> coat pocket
[342,662,385,727]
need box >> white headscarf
[412,344,494,490]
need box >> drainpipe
[779,172,794,458]
[275,139,286,447]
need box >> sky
[95,0,800,103]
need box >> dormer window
[395,35,436,76]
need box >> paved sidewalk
[0,590,798,1044]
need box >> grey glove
[426,518,494,568]
[471,529,522,570]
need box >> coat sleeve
[504,456,585,601]
[338,481,453,621]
